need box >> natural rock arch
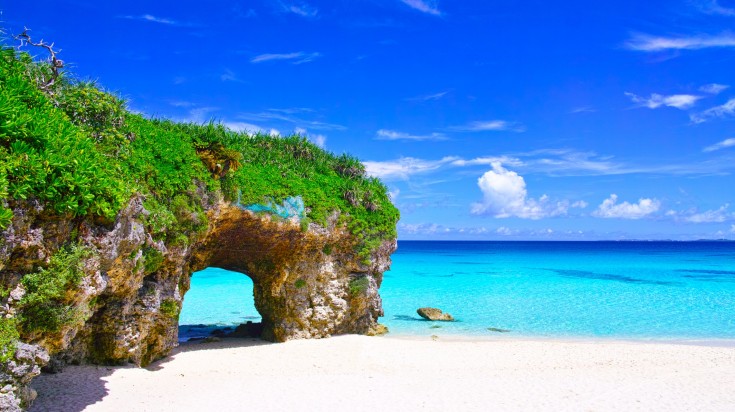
[188,204,393,342]
[49,200,394,367]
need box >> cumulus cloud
[700,83,730,94]
[376,129,447,141]
[625,92,702,109]
[572,200,589,209]
[401,0,441,16]
[251,52,321,64]
[703,138,735,152]
[471,163,570,219]
[731,224,735,234]
[625,33,735,51]
[593,194,660,219]
[691,98,735,123]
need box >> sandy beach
[29,335,735,411]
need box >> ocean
[179,241,735,342]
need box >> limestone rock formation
[417,307,454,321]
[0,196,396,410]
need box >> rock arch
[188,204,393,343]
[50,200,394,367]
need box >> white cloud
[376,129,448,141]
[187,107,219,123]
[398,223,449,235]
[119,14,179,25]
[625,33,735,51]
[625,92,702,109]
[701,1,735,16]
[406,91,449,102]
[251,52,321,64]
[450,156,524,168]
[471,163,570,219]
[450,120,526,132]
[311,134,326,147]
[496,226,517,236]
[238,110,344,131]
[571,106,596,114]
[700,83,730,94]
[283,2,318,17]
[293,127,325,147]
[731,224,735,234]
[220,69,243,82]
[388,188,400,202]
[401,0,442,16]
[593,194,660,219]
[169,100,195,108]
[684,205,733,223]
[703,138,735,152]
[669,205,734,223]
[224,122,278,136]
[572,200,589,209]
[691,98,735,123]
[364,157,458,181]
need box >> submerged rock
[487,327,511,333]
[417,307,454,321]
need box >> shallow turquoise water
[178,267,260,341]
[179,241,735,341]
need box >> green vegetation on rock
[0,317,19,362]
[349,276,370,296]
[159,299,179,319]
[17,244,90,335]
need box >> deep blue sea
[179,241,735,341]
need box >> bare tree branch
[13,27,65,93]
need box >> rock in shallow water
[416,307,454,321]
[487,327,511,333]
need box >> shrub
[142,246,164,275]
[0,317,19,362]
[17,244,90,334]
[349,277,370,296]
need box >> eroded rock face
[0,196,396,409]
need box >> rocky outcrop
[0,194,396,410]
[417,307,454,321]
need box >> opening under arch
[178,267,262,342]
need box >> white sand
[30,335,735,411]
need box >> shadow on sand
[29,337,272,411]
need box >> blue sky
[2,0,735,240]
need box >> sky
[2,0,735,240]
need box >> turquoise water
[178,267,260,341]
[179,241,735,341]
